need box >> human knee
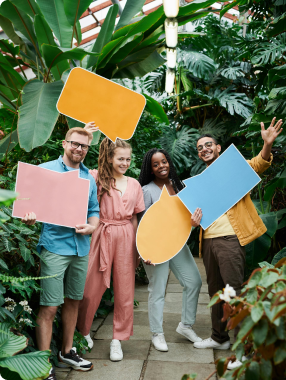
[38,306,58,322]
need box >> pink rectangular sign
[12,162,90,228]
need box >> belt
[99,219,131,288]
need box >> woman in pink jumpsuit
[77,136,145,361]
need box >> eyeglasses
[197,141,217,152]
[66,141,90,151]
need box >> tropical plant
[141,6,286,269]
[0,322,51,380]
[209,260,286,380]
[0,0,218,156]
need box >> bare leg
[36,305,58,351]
[61,298,80,355]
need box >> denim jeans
[143,244,202,334]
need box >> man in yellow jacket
[193,117,283,360]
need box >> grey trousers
[143,244,202,334]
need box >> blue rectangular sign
[178,144,261,230]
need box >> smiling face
[62,132,89,167]
[197,137,221,166]
[151,152,170,180]
[110,147,131,176]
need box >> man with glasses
[193,118,283,368]
[22,127,100,379]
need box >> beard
[65,149,84,164]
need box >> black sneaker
[58,347,93,371]
[45,367,57,380]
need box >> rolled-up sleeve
[87,178,100,219]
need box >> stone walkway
[56,258,232,380]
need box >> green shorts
[40,248,89,306]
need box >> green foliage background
[0,0,285,378]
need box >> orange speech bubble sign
[136,186,192,264]
[57,67,146,142]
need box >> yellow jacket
[199,152,273,257]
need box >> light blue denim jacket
[36,156,99,257]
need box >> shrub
[209,259,286,380]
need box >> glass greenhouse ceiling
[0,0,240,80]
[77,0,240,48]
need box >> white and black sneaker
[44,367,57,380]
[58,347,93,371]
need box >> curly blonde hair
[97,137,131,204]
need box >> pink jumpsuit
[77,170,145,340]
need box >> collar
[57,155,89,174]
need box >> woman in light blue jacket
[138,148,203,352]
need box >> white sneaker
[152,333,168,352]
[227,356,247,370]
[193,337,230,350]
[110,339,123,361]
[176,322,202,343]
[84,333,94,350]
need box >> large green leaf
[18,80,63,151]
[42,45,98,70]
[160,126,200,174]
[87,5,118,69]
[124,6,164,40]
[269,86,286,100]
[212,86,254,118]
[34,15,69,81]
[272,247,286,265]
[267,12,286,37]
[75,20,82,45]
[177,0,217,17]
[0,189,17,207]
[115,0,145,31]
[0,14,23,46]
[0,53,25,86]
[96,36,126,69]
[220,0,239,17]
[0,367,21,380]
[144,93,169,125]
[178,50,216,79]
[251,41,285,65]
[220,67,245,80]
[0,323,27,357]
[114,50,165,79]
[10,0,40,18]
[0,1,37,47]
[0,39,19,57]
[245,213,278,269]
[63,0,93,26]
[264,169,286,201]
[264,99,286,116]
[108,33,144,65]
[268,64,286,87]
[0,350,51,380]
[36,0,72,48]
[0,130,18,160]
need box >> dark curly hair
[138,148,184,194]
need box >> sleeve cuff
[259,151,273,165]
[88,212,99,219]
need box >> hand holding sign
[178,144,261,230]
[136,186,192,264]
[13,162,90,228]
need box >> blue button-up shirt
[37,156,100,257]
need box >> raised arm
[261,117,283,161]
